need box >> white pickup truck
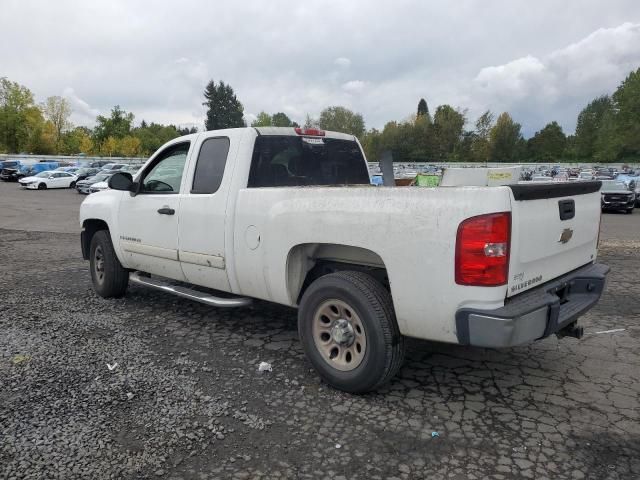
[80,127,609,393]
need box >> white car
[89,181,109,194]
[19,171,78,190]
[80,127,609,393]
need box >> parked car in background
[19,171,78,190]
[4,162,60,181]
[89,180,110,193]
[76,172,115,194]
[74,167,100,182]
[100,163,127,173]
[0,160,23,181]
[600,180,635,213]
[88,160,111,169]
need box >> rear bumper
[455,263,609,348]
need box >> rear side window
[191,137,230,194]
[248,136,370,187]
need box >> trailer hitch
[556,321,584,340]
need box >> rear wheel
[70,181,76,188]
[37,183,47,190]
[298,271,405,393]
[90,230,129,298]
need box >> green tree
[0,78,42,152]
[416,98,430,122]
[132,122,180,155]
[527,121,566,162]
[489,112,523,162]
[271,112,298,127]
[203,80,245,130]
[471,110,494,163]
[611,67,640,159]
[318,106,365,138]
[61,126,93,155]
[251,111,272,127]
[574,96,613,159]
[42,96,73,152]
[432,105,465,160]
[94,105,134,143]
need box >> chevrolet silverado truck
[79,127,609,393]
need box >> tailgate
[507,181,601,297]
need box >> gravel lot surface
[1,181,639,479]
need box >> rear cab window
[248,135,370,187]
[191,137,230,194]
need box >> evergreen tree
[527,121,566,162]
[417,98,430,119]
[203,80,245,130]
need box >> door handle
[157,207,175,215]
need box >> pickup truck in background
[79,127,609,393]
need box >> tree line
[2,67,638,162]
[0,78,197,157]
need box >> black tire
[70,181,76,188]
[89,230,129,298]
[298,271,405,394]
[37,183,47,190]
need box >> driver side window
[141,142,190,193]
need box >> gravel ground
[1,183,639,479]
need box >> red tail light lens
[455,212,511,286]
[294,127,325,137]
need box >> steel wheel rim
[94,245,105,283]
[312,299,367,372]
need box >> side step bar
[129,272,252,308]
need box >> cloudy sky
[2,0,639,136]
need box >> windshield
[248,136,370,187]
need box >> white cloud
[334,57,351,68]
[342,80,366,93]
[471,22,640,133]
[62,88,101,126]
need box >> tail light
[455,212,511,286]
[294,127,325,137]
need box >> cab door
[116,140,194,280]
[177,133,237,292]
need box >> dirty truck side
[79,127,609,393]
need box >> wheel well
[287,243,389,304]
[81,219,109,260]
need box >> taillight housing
[294,127,325,136]
[455,212,511,286]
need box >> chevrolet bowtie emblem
[558,228,573,244]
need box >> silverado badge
[558,228,573,244]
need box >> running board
[129,272,252,308]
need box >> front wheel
[70,181,76,188]
[298,271,405,393]
[89,230,129,298]
[37,183,47,190]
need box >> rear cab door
[177,129,245,292]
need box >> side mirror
[48,175,54,179]
[108,172,135,192]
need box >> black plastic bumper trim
[456,262,609,346]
